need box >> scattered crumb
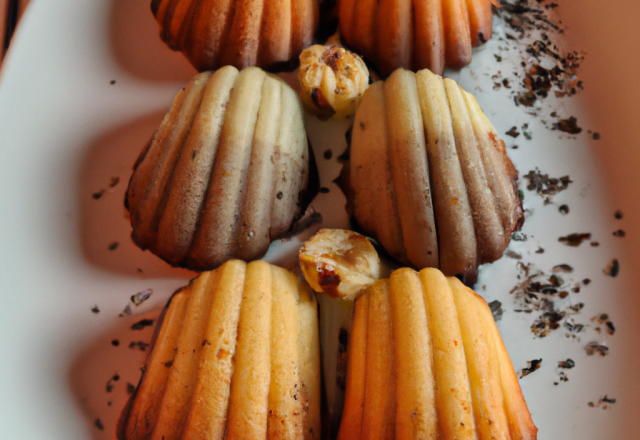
[520,359,542,378]
[584,341,609,356]
[603,259,619,277]
[558,233,591,247]
[91,305,100,314]
[131,319,154,330]
[131,289,153,306]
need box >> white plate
[1,1,640,438]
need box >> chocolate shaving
[558,359,575,369]
[524,169,572,200]
[553,116,582,134]
[131,319,154,330]
[489,300,504,321]
[603,259,619,277]
[558,233,591,247]
[584,341,609,356]
[520,359,542,378]
[131,289,153,306]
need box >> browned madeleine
[126,66,317,271]
[151,0,318,71]
[118,260,321,440]
[339,0,493,76]
[337,269,537,440]
[298,229,537,440]
[343,68,523,284]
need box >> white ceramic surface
[1,1,639,439]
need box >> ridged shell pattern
[339,0,493,75]
[338,267,537,440]
[348,68,523,283]
[119,260,321,440]
[151,0,319,71]
[126,67,311,271]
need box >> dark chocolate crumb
[129,341,150,351]
[126,382,136,395]
[108,242,119,251]
[110,80,116,85]
[92,190,104,200]
[606,321,616,335]
[520,359,542,378]
[552,264,573,273]
[91,305,100,314]
[511,231,528,241]
[558,359,575,369]
[505,250,522,259]
[506,126,520,137]
[131,289,153,306]
[323,149,332,160]
[614,210,623,219]
[584,341,609,356]
[553,116,582,134]
[583,278,591,285]
[131,319,154,330]
[558,204,569,214]
[612,229,625,238]
[524,169,572,200]
[558,233,591,247]
[111,339,120,347]
[603,259,619,277]
[489,300,504,321]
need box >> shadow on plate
[68,309,161,440]
[108,0,196,82]
[77,111,196,279]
